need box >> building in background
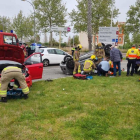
[79,32,99,50]
[79,22,125,49]
[117,22,125,46]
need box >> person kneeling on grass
[97,57,110,77]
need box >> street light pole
[21,0,36,43]
[111,0,114,27]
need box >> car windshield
[3,35,17,45]
[35,49,44,53]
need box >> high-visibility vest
[71,48,75,51]
[137,50,140,59]
[126,47,138,59]
[83,59,93,71]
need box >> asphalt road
[33,60,128,82]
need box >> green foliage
[1,73,140,139]
[12,10,34,41]
[61,42,67,47]
[70,35,80,45]
[121,43,132,49]
[34,0,67,30]
[126,0,140,34]
[43,42,49,46]
[132,33,140,46]
[0,16,12,32]
[124,34,130,44]
[34,0,67,46]
[69,0,119,33]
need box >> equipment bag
[73,73,87,80]
[86,75,93,80]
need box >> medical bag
[73,73,87,80]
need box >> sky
[0,0,137,42]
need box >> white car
[36,47,71,67]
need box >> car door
[54,49,66,63]
[24,53,43,80]
[46,49,56,64]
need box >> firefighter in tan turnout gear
[83,55,96,74]
[73,44,82,75]
[95,42,105,64]
[0,66,29,102]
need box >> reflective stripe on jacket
[4,67,20,71]
[126,47,138,59]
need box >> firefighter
[0,66,29,102]
[126,45,138,76]
[73,44,82,75]
[83,55,96,74]
[94,42,105,65]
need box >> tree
[0,16,12,32]
[71,35,80,45]
[69,0,119,50]
[34,0,67,47]
[12,10,34,41]
[132,33,140,46]
[126,0,140,34]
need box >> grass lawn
[0,73,140,140]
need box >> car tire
[43,59,49,67]
[66,58,74,69]
[64,55,72,62]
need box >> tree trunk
[87,0,92,51]
[93,33,96,52]
[50,32,53,47]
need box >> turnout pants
[73,61,81,74]
[0,67,29,97]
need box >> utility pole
[87,0,92,51]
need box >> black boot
[24,94,28,99]
[0,97,7,102]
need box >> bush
[120,43,133,49]
[61,43,67,47]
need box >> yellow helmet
[97,42,102,47]
[90,55,96,60]
[77,44,82,49]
